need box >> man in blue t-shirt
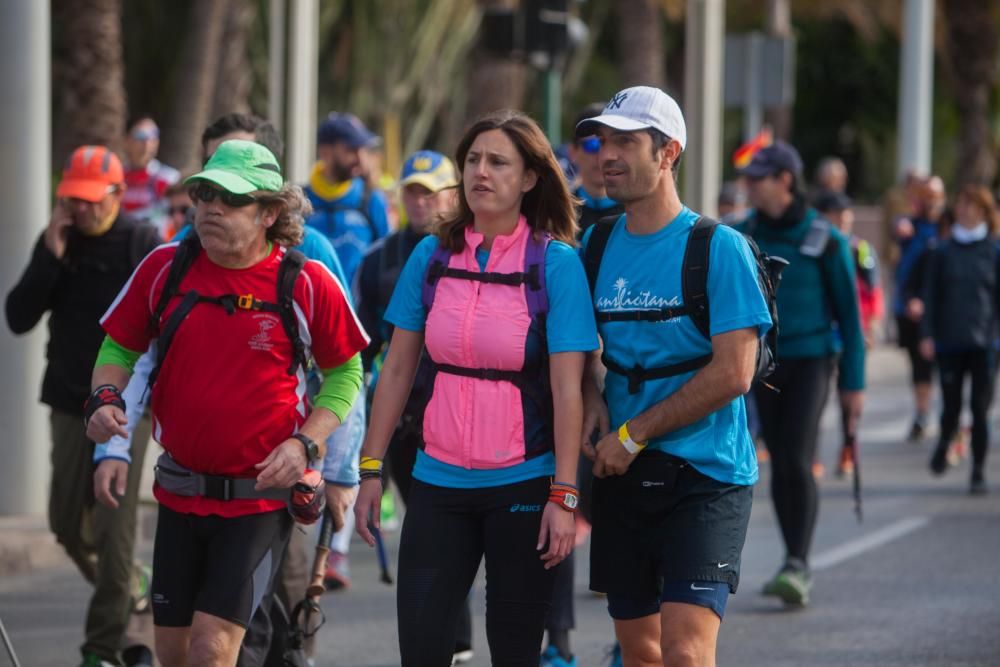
[304,112,390,283]
[577,86,771,667]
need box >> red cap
[56,146,124,202]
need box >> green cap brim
[184,169,258,195]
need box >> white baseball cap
[574,86,687,150]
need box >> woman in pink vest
[354,111,599,666]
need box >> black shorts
[151,505,292,628]
[896,315,934,383]
[590,451,752,598]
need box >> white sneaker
[452,649,474,664]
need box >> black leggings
[935,349,996,474]
[754,356,834,565]
[397,477,556,667]
[389,430,473,652]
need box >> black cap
[739,140,803,179]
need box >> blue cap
[739,140,803,179]
[399,150,459,192]
[317,112,379,148]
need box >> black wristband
[291,432,320,461]
[83,384,126,427]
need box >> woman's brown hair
[957,184,1000,236]
[436,110,578,252]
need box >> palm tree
[159,0,231,173]
[465,0,528,123]
[211,0,256,120]
[615,0,665,88]
[52,0,127,166]
[942,0,998,186]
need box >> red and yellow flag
[733,127,773,169]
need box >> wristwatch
[291,433,320,462]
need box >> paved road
[2,347,998,666]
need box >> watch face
[564,492,579,509]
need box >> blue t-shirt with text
[581,207,771,486]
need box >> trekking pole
[370,522,394,585]
[852,437,863,523]
[0,616,22,667]
[300,509,335,634]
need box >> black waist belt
[602,351,713,395]
[154,452,288,502]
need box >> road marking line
[811,516,930,571]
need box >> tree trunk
[943,0,998,187]
[211,0,256,121]
[159,0,230,173]
[52,0,127,166]
[615,0,664,89]
[465,0,527,123]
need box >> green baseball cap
[184,139,283,194]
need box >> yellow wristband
[359,456,383,472]
[618,422,646,455]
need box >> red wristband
[548,487,579,512]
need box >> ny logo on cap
[607,92,629,110]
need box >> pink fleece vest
[421,217,551,469]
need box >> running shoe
[324,550,352,591]
[947,430,968,466]
[131,563,152,614]
[761,563,811,606]
[540,645,577,667]
[970,469,988,496]
[835,443,855,478]
[605,642,622,667]
[79,653,116,667]
[380,490,400,531]
[906,420,925,444]
[122,644,154,667]
[451,649,474,665]
[929,446,948,476]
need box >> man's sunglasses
[578,136,601,154]
[188,183,257,208]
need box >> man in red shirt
[121,115,180,235]
[86,140,368,665]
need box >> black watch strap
[291,432,319,461]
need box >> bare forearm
[298,407,341,460]
[627,328,757,444]
[550,352,585,486]
[91,364,132,393]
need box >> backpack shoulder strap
[524,232,551,318]
[149,233,202,335]
[421,243,453,312]
[276,249,309,375]
[583,215,619,296]
[681,216,718,340]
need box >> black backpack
[583,215,787,394]
[145,233,310,394]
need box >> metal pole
[742,32,763,142]
[896,0,934,178]
[268,0,287,132]
[543,68,561,145]
[683,0,725,218]
[286,0,319,185]
[0,1,49,515]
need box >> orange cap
[56,146,124,202]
